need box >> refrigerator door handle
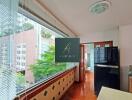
[95,64,119,68]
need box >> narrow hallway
[61,71,97,100]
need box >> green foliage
[0,32,3,37]
[22,22,34,31]
[30,45,66,81]
[16,72,25,87]
[16,25,23,33]
[41,28,52,38]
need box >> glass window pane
[0,1,76,99]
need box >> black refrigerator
[94,47,120,95]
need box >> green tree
[22,22,34,31]
[30,45,66,81]
[16,72,25,87]
[0,31,3,37]
[41,28,52,39]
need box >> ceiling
[36,0,132,36]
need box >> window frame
[18,7,69,38]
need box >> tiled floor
[61,71,97,100]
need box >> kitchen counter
[97,87,132,100]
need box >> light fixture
[89,0,111,14]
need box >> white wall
[79,25,132,92]
[80,28,119,46]
[119,24,132,91]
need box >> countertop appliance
[94,47,120,95]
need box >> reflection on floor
[61,71,97,100]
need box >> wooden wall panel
[15,68,75,100]
[79,44,85,82]
[31,71,75,100]
[129,76,132,93]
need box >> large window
[15,13,69,92]
[0,4,75,99]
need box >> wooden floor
[61,71,97,100]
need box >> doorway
[84,43,94,72]
[84,41,113,72]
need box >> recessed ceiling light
[89,0,111,14]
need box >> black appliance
[94,47,120,95]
